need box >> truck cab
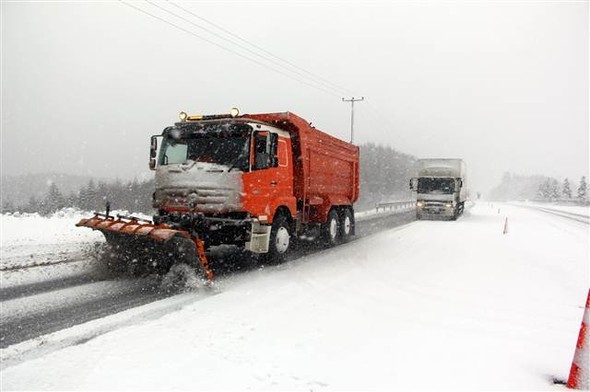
[410,159,467,220]
[150,113,296,252]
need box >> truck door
[245,131,293,220]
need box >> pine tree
[562,178,572,199]
[549,178,560,201]
[578,176,588,201]
[25,195,40,213]
[1,199,15,214]
[79,180,97,211]
[96,181,109,212]
[41,182,66,215]
[538,178,551,200]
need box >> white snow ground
[1,202,588,390]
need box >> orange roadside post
[567,289,590,389]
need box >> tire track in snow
[0,209,416,349]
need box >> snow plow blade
[76,214,213,281]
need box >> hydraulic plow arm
[77,214,214,281]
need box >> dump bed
[245,112,360,207]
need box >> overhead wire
[119,0,350,98]
[118,0,406,148]
[146,0,350,96]
[165,0,357,97]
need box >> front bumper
[416,201,455,216]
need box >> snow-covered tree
[24,195,40,213]
[562,178,572,199]
[40,182,66,215]
[549,178,560,201]
[78,180,97,211]
[537,177,560,201]
[1,199,15,214]
[358,143,416,209]
[578,176,588,201]
[538,178,551,200]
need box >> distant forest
[489,172,588,203]
[1,143,417,215]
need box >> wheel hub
[275,227,290,254]
[329,218,338,239]
[343,216,351,235]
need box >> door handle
[270,180,277,186]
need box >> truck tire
[339,208,354,242]
[451,205,459,220]
[322,209,340,247]
[266,214,291,263]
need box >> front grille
[155,187,241,212]
[423,201,450,214]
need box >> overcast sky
[2,1,588,194]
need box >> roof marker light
[230,107,240,117]
[179,111,188,122]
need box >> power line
[145,0,351,96]
[166,0,357,97]
[119,0,345,98]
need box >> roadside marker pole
[503,218,509,235]
[567,289,590,389]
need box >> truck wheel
[322,210,340,247]
[451,206,459,220]
[339,208,354,242]
[266,214,291,263]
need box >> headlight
[179,111,188,121]
[416,201,424,207]
[445,202,453,208]
[230,107,240,117]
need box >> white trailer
[410,159,468,220]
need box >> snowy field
[1,202,589,390]
[0,208,153,271]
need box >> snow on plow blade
[77,215,190,243]
[76,215,213,281]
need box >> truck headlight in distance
[179,111,188,122]
[416,201,424,207]
[230,107,240,117]
[445,201,453,208]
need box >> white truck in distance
[410,159,468,220]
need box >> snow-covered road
[1,202,588,390]
[0,208,415,348]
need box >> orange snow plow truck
[77,110,360,281]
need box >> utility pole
[342,97,364,143]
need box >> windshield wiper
[227,148,248,172]
[227,158,242,172]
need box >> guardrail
[375,200,415,213]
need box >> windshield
[417,177,456,194]
[158,124,251,171]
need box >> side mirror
[409,177,417,191]
[149,136,159,170]
[458,179,463,188]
